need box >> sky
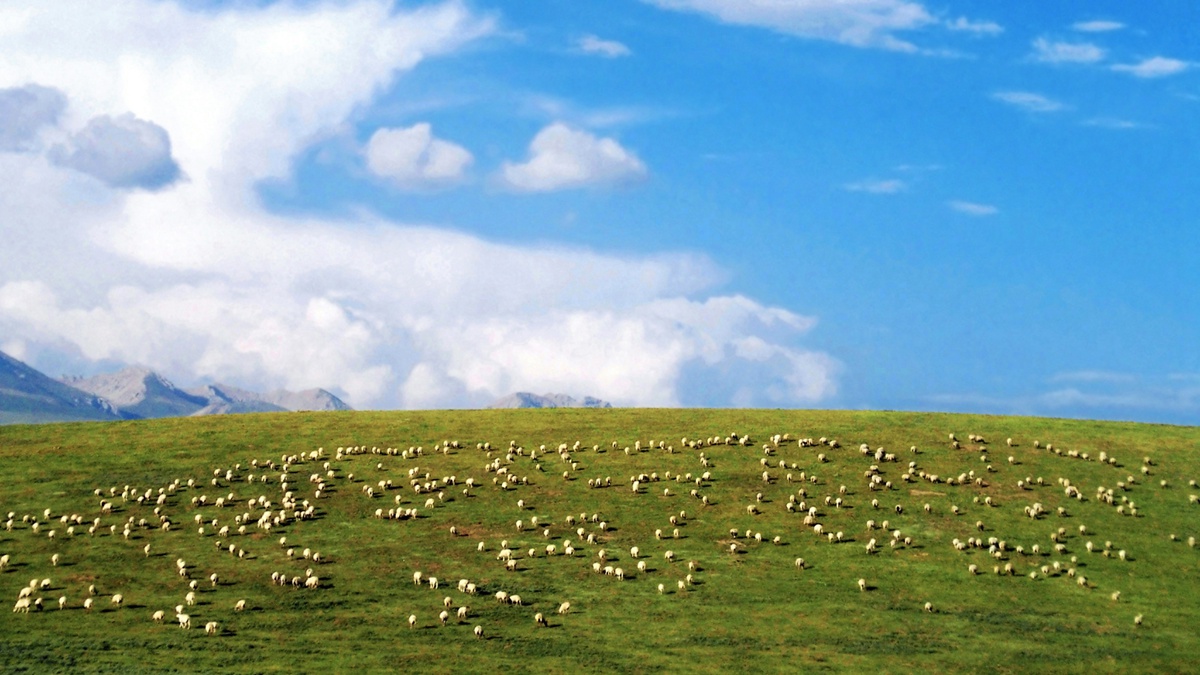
[1,0,1197,424]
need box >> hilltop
[0,409,1196,672]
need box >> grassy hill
[0,409,1197,672]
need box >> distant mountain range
[0,350,350,425]
[487,392,612,409]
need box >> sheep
[153,609,165,622]
[858,578,867,592]
[439,610,450,626]
[535,612,547,626]
[177,613,191,629]
[924,601,934,613]
[111,593,124,608]
[474,624,483,639]
[205,621,219,636]
[408,614,417,629]
[83,598,94,611]
[557,601,571,615]
[186,591,197,606]
[234,599,246,612]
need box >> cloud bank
[0,0,839,410]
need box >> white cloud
[364,123,472,189]
[947,200,997,216]
[498,122,647,192]
[0,84,66,151]
[1083,117,1143,130]
[1111,56,1192,79]
[577,34,631,58]
[1031,37,1105,64]
[990,91,1067,113]
[643,0,938,52]
[0,0,839,410]
[945,17,1002,36]
[843,178,906,194]
[1072,20,1124,33]
[930,374,1200,424]
[49,113,180,189]
[1050,370,1137,384]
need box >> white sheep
[177,613,191,629]
[205,621,219,636]
[474,624,483,639]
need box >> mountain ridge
[0,350,351,424]
[487,392,613,409]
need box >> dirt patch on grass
[909,489,944,496]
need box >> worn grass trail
[0,409,1196,672]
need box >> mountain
[0,349,354,424]
[0,351,120,424]
[64,367,210,419]
[186,383,350,416]
[487,392,613,409]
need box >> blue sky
[1,0,1197,423]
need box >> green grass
[0,409,1197,673]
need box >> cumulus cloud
[49,113,181,190]
[364,122,473,189]
[0,84,66,151]
[1072,20,1124,33]
[945,17,1002,36]
[843,178,906,194]
[1111,56,1192,79]
[643,0,937,52]
[1031,37,1105,64]
[990,91,1067,113]
[947,200,997,216]
[577,35,631,58]
[498,122,647,192]
[0,0,839,410]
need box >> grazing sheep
[408,614,417,629]
[535,612,547,626]
[177,613,191,629]
[924,602,933,613]
[234,599,246,612]
[111,594,124,608]
[557,601,570,614]
[205,621,219,636]
[858,578,867,592]
[474,624,483,639]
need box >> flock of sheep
[4,424,1197,647]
